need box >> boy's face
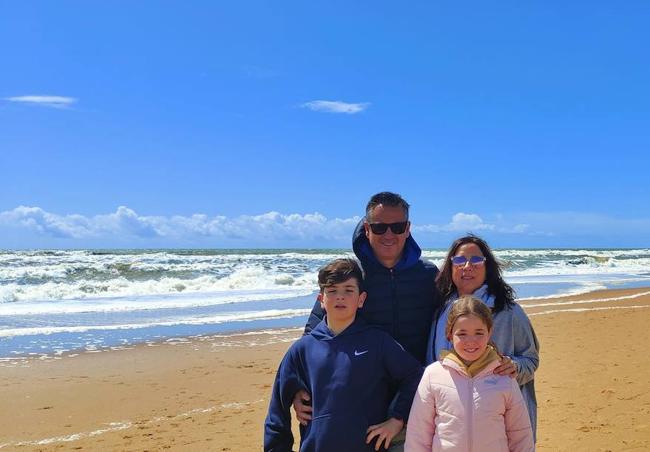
[318,278,366,324]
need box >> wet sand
[1,287,649,451]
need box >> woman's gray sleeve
[511,305,540,386]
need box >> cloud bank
[0,206,361,246]
[4,206,648,248]
[412,213,528,234]
[0,206,539,248]
[301,100,370,114]
[4,95,77,109]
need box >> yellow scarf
[440,345,500,377]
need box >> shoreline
[4,279,650,361]
[3,244,650,360]
[1,286,649,451]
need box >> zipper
[467,376,474,452]
[389,268,398,338]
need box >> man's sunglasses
[368,222,409,235]
[451,255,487,267]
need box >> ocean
[1,248,649,359]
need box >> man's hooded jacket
[305,220,441,364]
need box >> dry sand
[1,287,649,451]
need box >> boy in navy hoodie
[264,258,423,452]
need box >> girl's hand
[494,355,517,378]
[366,417,404,451]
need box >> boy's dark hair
[365,192,410,222]
[318,258,364,293]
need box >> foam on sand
[0,399,267,449]
[0,308,311,337]
[522,289,650,308]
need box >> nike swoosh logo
[354,350,369,356]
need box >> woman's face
[451,243,487,296]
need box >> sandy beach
[1,287,650,451]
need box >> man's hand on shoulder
[291,389,312,426]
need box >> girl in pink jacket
[405,296,534,452]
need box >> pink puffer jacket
[405,356,534,452]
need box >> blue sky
[1,1,649,248]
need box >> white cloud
[94,206,161,237]
[5,207,643,248]
[412,213,530,236]
[445,213,495,232]
[0,206,361,245]
[0,207,533,245]
[0,206,90,238]
[4,95,77,109]
[510,224,530,234]
[301,100,370,114]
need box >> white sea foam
[518,282,609,300]
[0,248,341,303]
[521,290,650,308]
[0,266,317,304]
[0,422,133,448]
[0,308,312,337]
[0,287,315,316]
[528,305,650,316]
[423,249,650,288]
[2,248,649,304]
[0,398,267,449]
[1,248,649,358]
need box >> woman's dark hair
[436,235,515,314]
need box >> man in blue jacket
[295,193,441,439]
[264,258,423,451]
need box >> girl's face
[449,314,491,365]
[451,243,487,296]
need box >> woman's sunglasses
[451,255,487,267]
[368,222,409,235]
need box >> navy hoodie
[305,219,440,364]
[264,317,423,452]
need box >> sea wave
[0,308,312,337]
[2,248,649,305]
[0,265,317,303]
[0,288,315,316]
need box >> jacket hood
[352,218,422,271]
[310,316,370,341]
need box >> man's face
[364,204,410,267]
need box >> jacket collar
[440,345,501,378]
[310,316,369,341]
